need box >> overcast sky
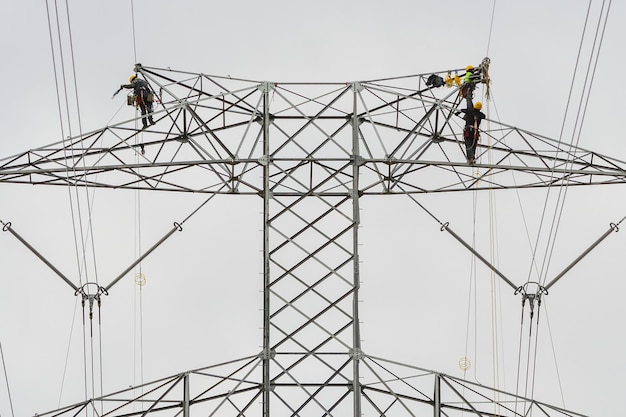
[1,1,625,416]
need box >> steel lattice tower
[2,62,626,416]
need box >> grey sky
[1,1,625,415]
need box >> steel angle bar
[268,194,353,253]
[287,365,353,414]
[267,254,354,316]
[269,287,354,350]
[270,83,351,118]
[268,159,353,195]
[269,256,354,322]
[141,67,261,118]
[268,219,354,282]
[269,236,350,280]
[358,359,425,416]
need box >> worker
[460,100,485,164]
[120,74,155,128]
[460,65,481,99]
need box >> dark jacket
[461,107,485,127]
[122,78,151,96]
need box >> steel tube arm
[1,221,77,291]
[104,222,182,292]
[442,223,518,291]
[544,221,620,291]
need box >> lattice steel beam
[1,64,625,194]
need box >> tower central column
[260,81,362,415]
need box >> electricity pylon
[3,62,624,417]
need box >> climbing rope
[459,2,502,397]
[128,0,147,399]
[131,0,138,64]
[485,0,497,58]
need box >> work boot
[149,117,155,125]
[142,120,148,129]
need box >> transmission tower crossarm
[1,220,77,291]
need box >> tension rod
[1,220,77,291]
[544,217,625,291]
[104,222,183,292]
[440,222,518,291]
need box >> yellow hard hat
[474,101,482,110]
[129,74,137,83]
[465,65,474,72]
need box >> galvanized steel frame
[3,64,617,416]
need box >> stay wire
[529,301,544,406]
[129,0,145,398]
[0,341,15,417]
[484,96,505,398]
[97,300,104,416]
[484,90,567,409]
[462,191,480,385]
[56,296,80,408]
[65,0,106,399]
[542,301,567,408]
[513,301,526,416]
[63,0,101,289]
[47,0,103,405]
[515,13,610,402]
[524,0,593,286]
[462,249,474,381]
[46,0,85,289]
[46,0,91,404]
[471,192,481,385]
[63,0,103,402]
[65,0,103,396]
[522,306,535,412]
[56,0,91,289]
[134,280,145,404]
[80,298,88,403]
[133,136,145,398]
[540,0,612,288]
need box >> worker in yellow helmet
[459,100,485,165]
[120,74,155,129]
[460,65,481,100]
[463,66,474,83]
